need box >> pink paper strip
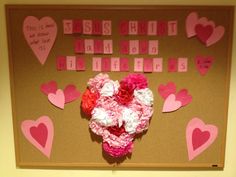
[92,20,102,35]
[102,20,112,35]
[76,57,85,71]
[129,21,138,35]
[139,40,148,54]
[144,58,153,73]
[120,40,129,54]
[74,39,85,53]
[111,57,120,71]
[148,40,158,55]
[168,58,178,72]
[63,19,73,34]
[56,56,67,71]
[153,58,163,72]
[168,20,178,36]
[73,19,82,34]
[83,20,92,35]
[101,58,111,72]
[120,58,129,72]
[157,21,168,36]
[92,57,101,71]
[134,58,144,72]
[148,21,157,35]
[138,20,148,35]
[66,56,76,70]
[103,40,113,54]
[84,39,94,54]
[94,39,103,54]
[178,58,188,72]
[119,20,129,35]
[129,40,139,55]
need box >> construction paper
[195,56,214,76]
[144,58,153,73]
[138,21,148,35]
[66,56,76,70]
[82,20,92,35]
[92,57,102,71]
[158,82,176,99]
[56,56,67,71]
[168,58,178,72]
[120,40,129,54]
[92,20,102,35]
[111,57,120,71]
[63,19,73,34]
[157,21,168,36]
[94,39,103,54]
[178,58,188,72]
[148,21,157,35]
[134,58,143,72]
[162,94,182,112]
[195,24,213,44]
[102,20,112,35]
[206,26,225,47]
[186,12,198,37]
[40,80,57,95]
[103,40,113,54]
[23,16,57,65]
[21,116,54,158]
[119,20,129,35]
[64,84,80,103]
[48,89,65,109]
[101,58,111,72]
[168,21,178,36]
[186,117,218,161]
[73,19,82,33]
[129,40,139,55]
[153,58,163,72]
[74,39,85,53]
[148,40,158,55]
[120,58,129,71]
[175,89,192,106]
[139,40,148,54]
[129,21,138,35]
[76,57,85,71]
[84,39,94,54]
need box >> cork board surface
[6,5,234,168]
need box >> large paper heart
[158,82,176,99]
[206,26,225,47]
[64,84,81,103]
[186,117,218,161]
[175,89,192,106]
[162,94,182,112]
[195,24,213,44]
[40,80,57,95]
[48,89,65,109]
[21,116,54,158]
[23,16,57,65]
[195,56,214,76]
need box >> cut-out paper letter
[103,40,113,54]
[84,39,94,54]
[148,40,158,55]
[129,40,139,55]
[102,20,112,35]
[120,40,129,54]
[144,58,153,73]
[168,21,178,36]
[101,58,111,72]
[129,21,138,35]
[76,57,85,71]
[74,39,85,54]
[178,58,188,72]
[83,20,92,35]
[111,57,120,71]
[120,58,129,72]
[153,58,163,72]
[93,57,102,71]
[66,56,76,70]
[73,19,82,33]
[56,56,67,71]
[119,20,129,35]
[134,58,143,72]
[63,19,73,34]
[168,58,178,72]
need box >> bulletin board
[6,5,234,169]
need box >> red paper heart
[195,24,213,44]
[64,85,81,103]
[192,128,210,150]
[175,89,192,106]
[30,123,48,147]
[40,81,57,95]
[158,82,176,99]
[195,56,214,76]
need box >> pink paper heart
[186,117,218,161]
[195,56,214,76]
[23,16,57,65]
[195,24,213,44]
[206,26,225,47]
[48,89,65,109]
[158,82,176,99]
[63,84,81,103]
[40,80,57,95]
[186,12,199,38]
[21,116,54,158]
[162,94,182,113]
[176,89,192,107]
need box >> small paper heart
[162,94,182,112]
[48,89,65,109]
[195,24,213,44]
[40,80,57,95]
[195,56,214,76]
[175,89,192,107]
[64,84,80,103]
[158,82,176,100]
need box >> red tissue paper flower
[81,88,99,116]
